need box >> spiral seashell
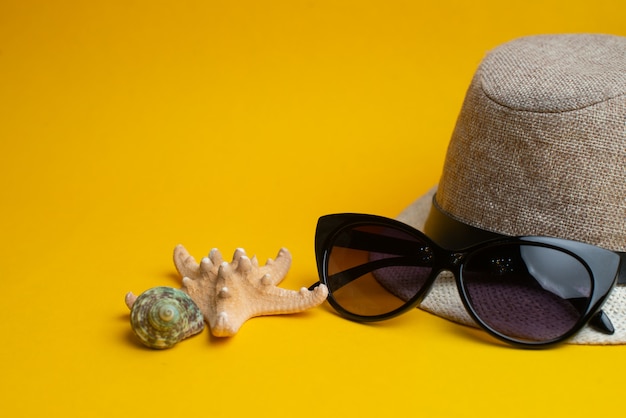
[129,287,205,349]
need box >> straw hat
[397,34,626,344]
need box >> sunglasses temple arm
[310,256,428,292]
[586,252,626,335]
[589,310,615,335]
[308,281,321,291]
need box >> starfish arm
[259,248,292,286]
[173,244,201,279]
[248,283,328,317]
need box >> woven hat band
[436,34,626,252]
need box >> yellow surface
[1,1,624,417]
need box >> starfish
[173,245,328,337]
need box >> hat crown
[436,34,626,251]
[481,34,626,112]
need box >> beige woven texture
[399,34,626,344]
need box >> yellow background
[1,1,624,417]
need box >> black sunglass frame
[312,213,623,348]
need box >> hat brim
[397,185,626,345]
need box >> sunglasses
[310,212,625,347]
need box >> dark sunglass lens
[326,224,434,317]
[461,243,592,343]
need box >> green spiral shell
[130,287,204,349]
